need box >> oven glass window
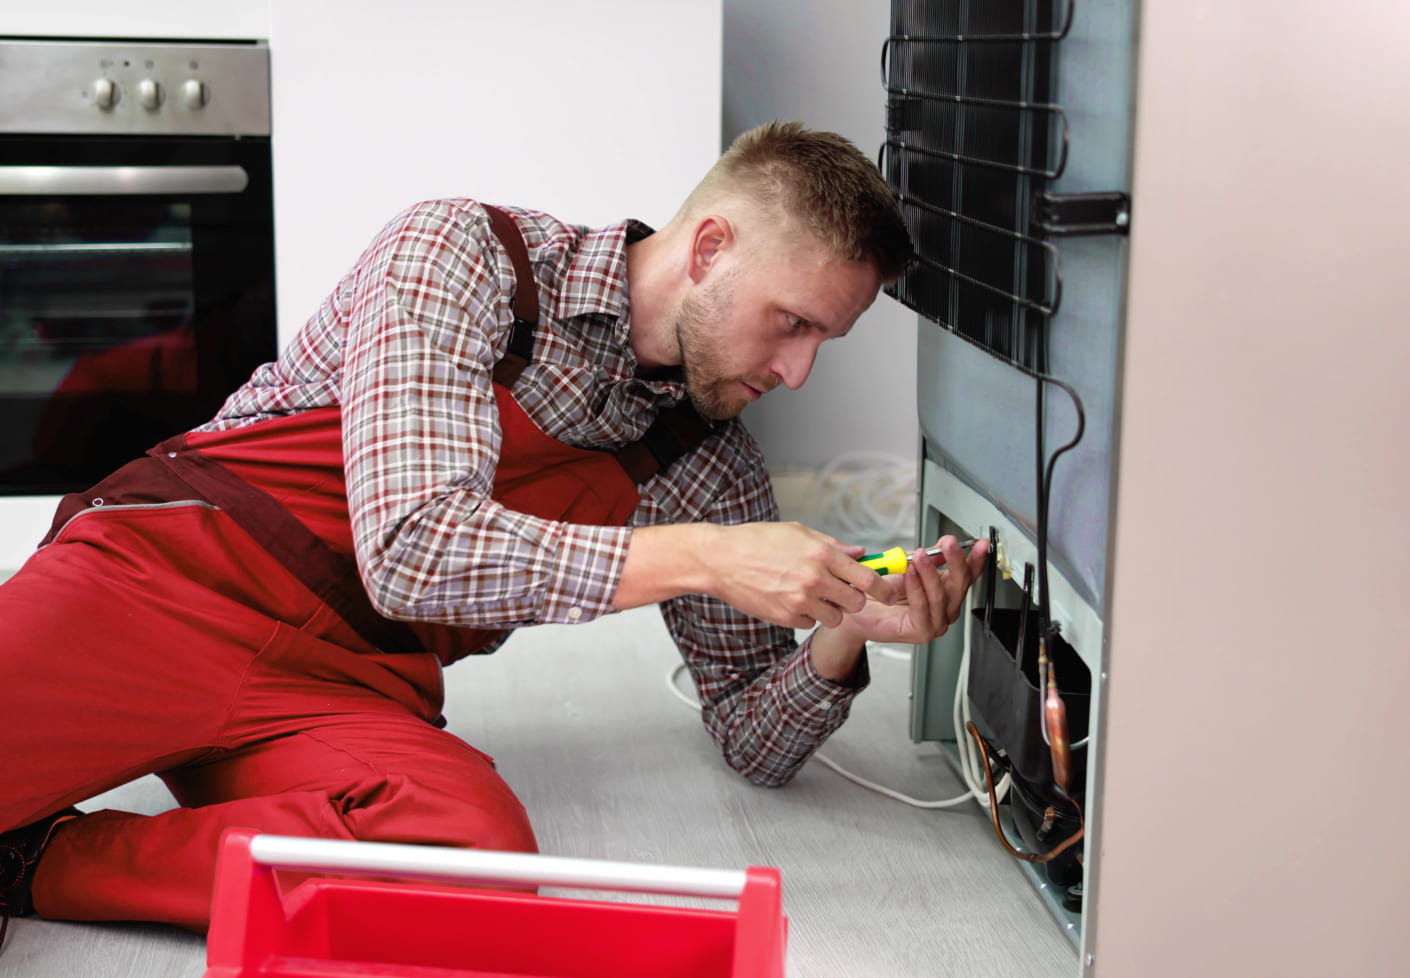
[0,200,201,487]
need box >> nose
[771,343,818,391]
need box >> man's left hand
[809,534,989,681]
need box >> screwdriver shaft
[924,538,979,559]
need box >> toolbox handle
[247,833,751,899]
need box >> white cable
[868,642,912,662]
[955,590,981,795]
[954,587,1011,807]
[665,659,978,811]
[666,662,702,710]
[810,753,975,809]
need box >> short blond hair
[684,121,912,282]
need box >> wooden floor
[2,605,1076,977]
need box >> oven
[0,38,275,495]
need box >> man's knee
[339,771,538,855]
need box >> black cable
[1034,372,1085,640]
[1035,366,1047,627]
[911,316,1086,637]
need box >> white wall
[0,1,722,569]
[1,2,271,40]
[268,1,722,349]
[1092,2,1410,975]
[722,0,919,470]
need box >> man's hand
[701,521,895,630]
[810,534,990,681]
[613,521,893,630]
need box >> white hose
[954,588,1011,807]
[800,451,917,550]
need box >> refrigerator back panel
[885,0,1134,612]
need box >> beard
[673,268,763,420]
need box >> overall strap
[615,402,716,485]
[484,204,539,389]
[149,433,426,656]
[480,204,715,485]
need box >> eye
[786,315,808,330]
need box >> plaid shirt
[202,198,869,786]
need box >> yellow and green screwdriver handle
[858,538,979,576]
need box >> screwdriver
[858,538,979,576]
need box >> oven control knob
[137,78,162,111]
[181,79,207,109]
[92,77,117,110]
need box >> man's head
[629,121,912,420]
[679,120,912,285]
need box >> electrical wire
[665,661,977,809]
[665,662,703,710]
[663,611,1006,812]
[869,643,913,662]
[1034,374,1084,748]
[1027,371,1089,865]
[810,753,974,809]
[954,588,1011,808]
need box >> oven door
[0,135,275,495]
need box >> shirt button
[567,607,582,621]
[817,699,832,711]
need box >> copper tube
[1045,658,1072,795]
[964,721,1084,864]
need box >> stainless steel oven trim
[0,39,270,137]
[0,164,249,195]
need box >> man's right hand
[696,522,893,630]
[612,521,893,630]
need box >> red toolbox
[204,830,787,978]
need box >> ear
[687,215,732,284]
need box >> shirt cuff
[536,522,633,624]
[778,630,871,730]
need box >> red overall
[0,384,642,930]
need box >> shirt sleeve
[339,200,632,628]
[651,437,871,787]
[662,594,871,787]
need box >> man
[0,121,989,937]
